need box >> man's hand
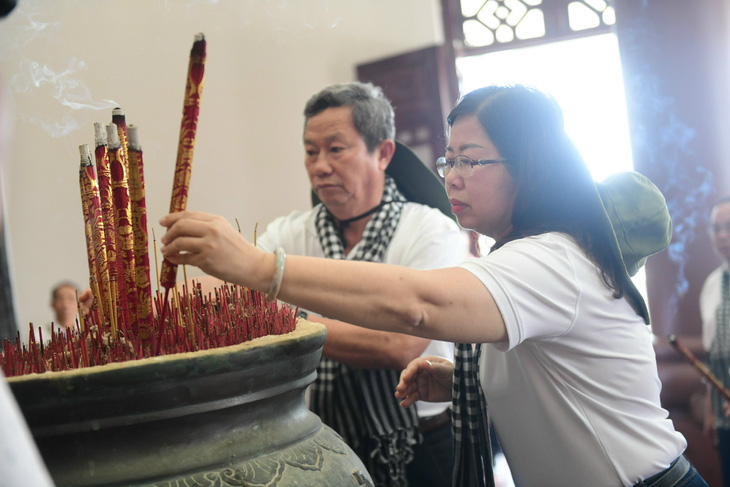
[395,356,453,408]
[78,288,93,315]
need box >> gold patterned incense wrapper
[127,125,153,340]
[95,122,119,326]
[160,33,206,290]
[78,144,106,327]
[107,123,138,331]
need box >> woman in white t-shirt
[158,85,707,487]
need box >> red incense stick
[107,123,137,333]
[667,334,730,402]
[159,33,207,291]
[95,122,120,328]
[78,144,108,325]
[127,125,153,340]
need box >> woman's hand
[395,356,454,408]
[159,211,264,286]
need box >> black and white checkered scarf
[452,343,495,487]
[309,175,419,486]
[708,270,730,430]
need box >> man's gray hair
[303,82,395,152]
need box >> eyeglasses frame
[435,155,507,178]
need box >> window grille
[445,0,615,54]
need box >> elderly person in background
[21,281,86,344]
[700,196,730,487]
[50,281,81,330]
[29,280,86,343]
[161,84,708,487]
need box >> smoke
[2,3,117,138]
[665,164,714,299]
[622,17,714,319]
[14,59,115,111]
[637,84,712,317]
[9,58,118,138]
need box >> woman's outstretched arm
[160,211,507,344]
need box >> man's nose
[311,153,333,173]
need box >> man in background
[50,281,81,330]
[27,280,85,342]
[701,196,730,487]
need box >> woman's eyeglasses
[435,155,507,178]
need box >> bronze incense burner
[8,320,373,486]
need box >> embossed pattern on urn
[9,320,373,486]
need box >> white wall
[0,0,444,340]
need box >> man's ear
[376,139,396,171]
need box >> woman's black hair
[447,85,627,297]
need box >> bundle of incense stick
[667,334,730,402]
[1,283,297,377]
[80,32,207,341]
[78,112,150,340]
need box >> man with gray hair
[256,81,468,485]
